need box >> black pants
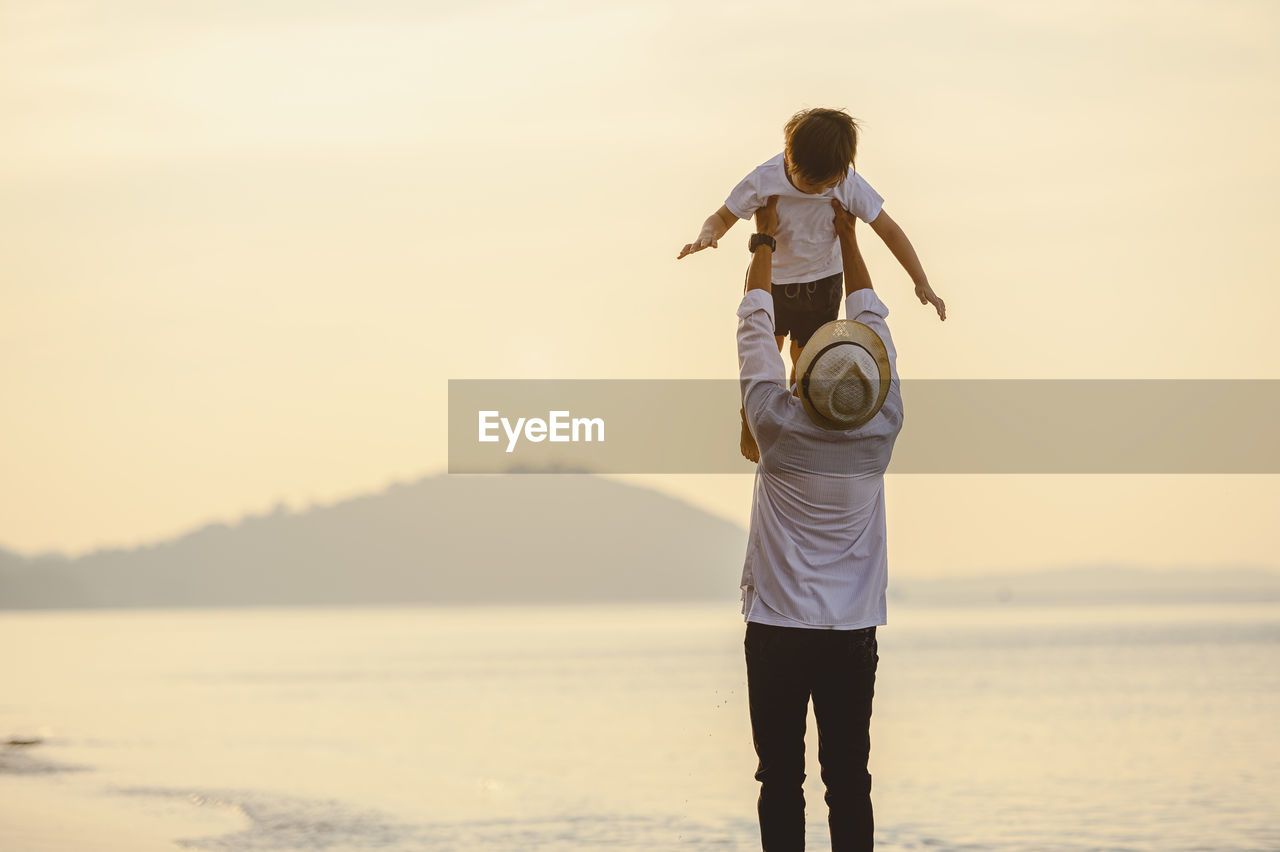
[745,621,879,851]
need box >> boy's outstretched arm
[869,209,946,321]
[677,205,739,259]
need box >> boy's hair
[784,108,860,184]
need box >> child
[677,107,944,462]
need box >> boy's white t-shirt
[725,152,884,285]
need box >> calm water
[1,601,1278,851]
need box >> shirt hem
[770,262,843,287]
[740,584,886,631]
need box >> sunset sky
[3,0,1277,575]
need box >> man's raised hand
[755,196,779,236]
[830,198,856,236]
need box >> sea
[2,600,1278,851]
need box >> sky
[2,0,1278,574]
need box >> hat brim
[794,319,892,431]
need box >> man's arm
[868,209,946,321]
[832,199,874,296]
[744,197,777,294]
[737,197,787,429]
[677,205,739,259]
[834,200,900,391]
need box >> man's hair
[783,108,860,184]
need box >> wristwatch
[748,233,776,253]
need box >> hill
[0,475,748,609]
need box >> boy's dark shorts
[773,272,843,346]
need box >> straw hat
[794,319,891,430]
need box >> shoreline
[0,769,249,852]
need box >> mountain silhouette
[0,475,748,609]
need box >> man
[737,195,904,851]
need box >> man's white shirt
[736,286,903,629]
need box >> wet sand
[0,767,249,852]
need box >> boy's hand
[916,281,947,321]
[754,196,779,236]
[678,225,719,259]
[678,204,740,260]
